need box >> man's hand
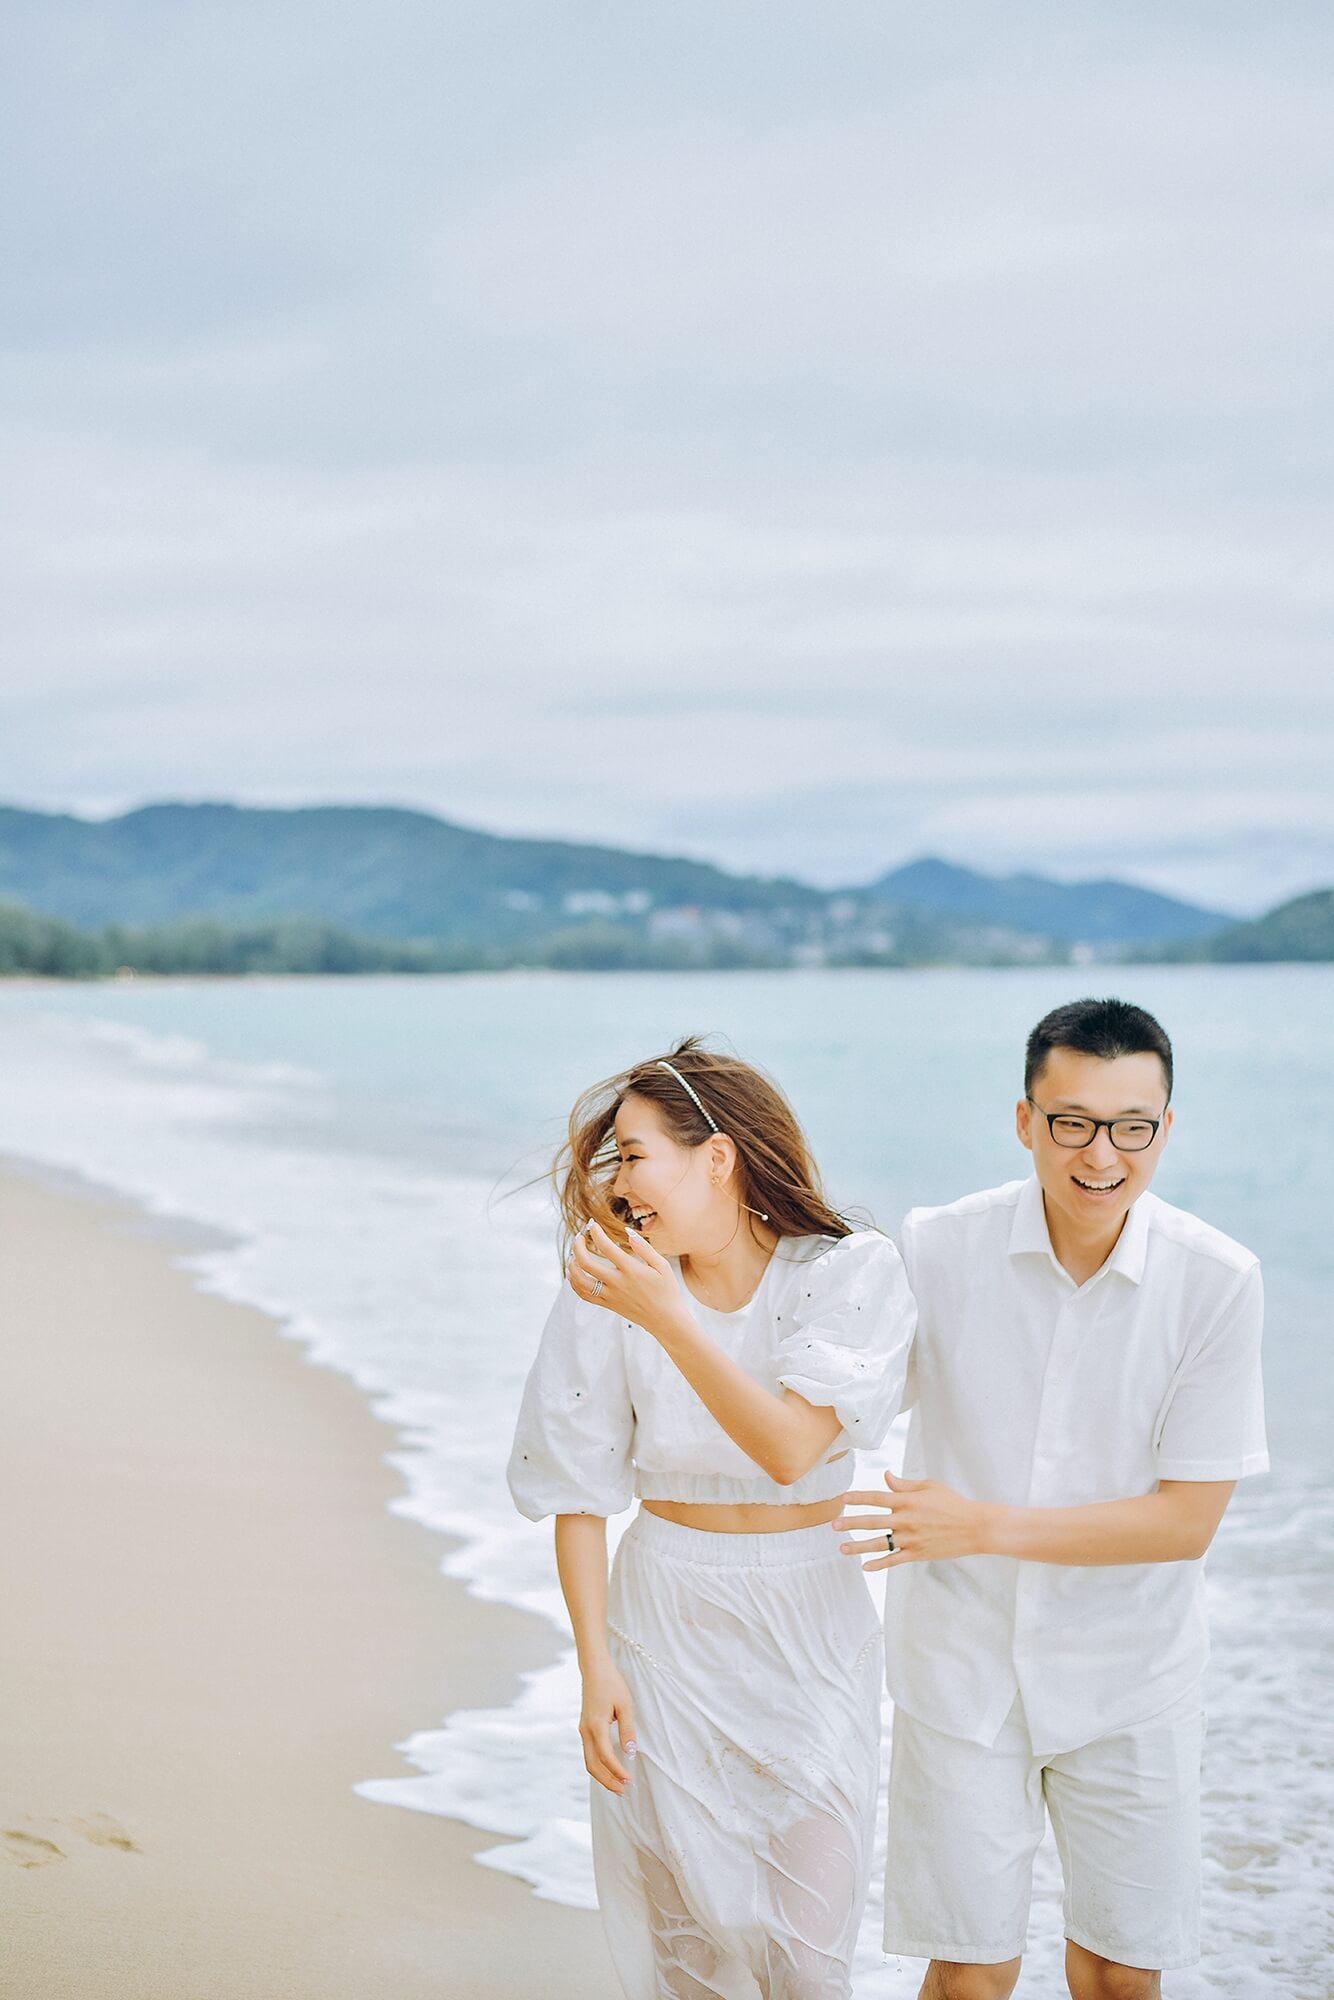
[834,1470,995,1570]
[835,1473,1237,1570]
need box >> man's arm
[836,1472,1236,1570]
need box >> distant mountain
[863,856,1227,946]
[1181,888,1334,962]
[3,803,1297,973]
[0,803,821,948]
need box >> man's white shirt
[886,1176,1268,1759]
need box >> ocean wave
[0,993,1328,1998]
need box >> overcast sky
[2,3,1330,913]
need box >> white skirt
[591,1511,883,2000]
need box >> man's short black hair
[1024,997,1173,1102]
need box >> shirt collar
[1008,1173,1150,1287]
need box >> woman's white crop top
[507,1230,916,1518]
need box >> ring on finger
[884,1531,896,1553]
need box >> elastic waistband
[624,1508,844,1569]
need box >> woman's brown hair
[553,1035,852,1257]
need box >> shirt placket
[1012,1274,1087,1732]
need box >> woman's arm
[569,1225,841,1485]
[649,1315,842,1485]
[554,1514,637,1795]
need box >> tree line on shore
[0,904,790,976]
[2,887,1333,977]
[0,906,443,978]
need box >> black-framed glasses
[1026,1099,1164,1153]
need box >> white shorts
[592,1511,883,2000]
[884,1690,1204,1972]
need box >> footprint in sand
[69,1813,140,1855]
[2,1829,65,1869]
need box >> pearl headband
[655,1060,719,1133]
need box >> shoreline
[0,1165,618,1998]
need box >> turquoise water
[1,966,1328,1996]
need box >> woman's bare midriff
[641,1455,849,1533]
[641,1497,845,1531]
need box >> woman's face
[609,1092,725,1258]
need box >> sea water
[1,967,1329,1997]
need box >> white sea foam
[1,985,1329,1998]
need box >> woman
[508,1038,915,2000]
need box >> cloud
[1,2,1331,910]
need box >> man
[838,997,1267,2000]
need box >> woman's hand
[579,1659,638,1795]
[568,1221,686,1343]
[834,1470,997,1570]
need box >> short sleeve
[775,1231,916,1447]
[507,1282,637,1520]
[895,1211,928,1413]
[1155,1262,1269,1481]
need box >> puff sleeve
[775,1231,915,1448]
[507,1281,637,1520]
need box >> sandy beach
[0,1166,619,1999]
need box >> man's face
[1016,1046,1172,1242]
